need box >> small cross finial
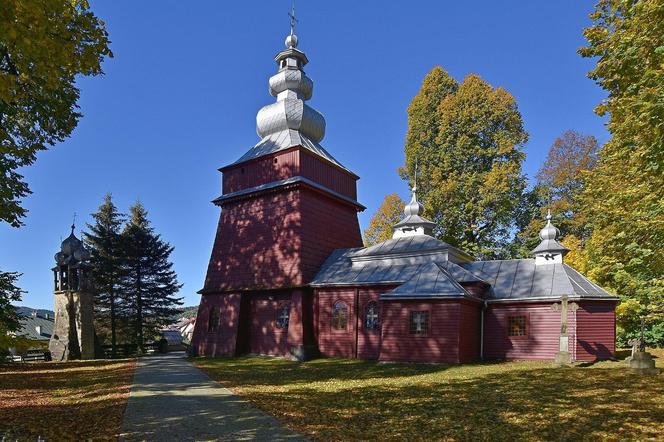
[414,161,418,193]
[288,1,298,36]
[71,212,77,233]
[546,208,552,222]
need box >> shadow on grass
[197,357,664,441]
[0,359,135,441]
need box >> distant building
[191,24,618,363]
[15,310,54,342]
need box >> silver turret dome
[531,210,570,258]
[393,184,436,238]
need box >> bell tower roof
[226,8,352,175]
[54,219,90,266]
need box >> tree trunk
[110,288,116,358]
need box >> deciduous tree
[404,71,528,258]
[363,193,406,246]
[579,0,664,345]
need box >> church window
[207,307,220,333]
[409,311,429,335]
[332,301,348,330]
[365,301,379,331]
[276,303,290,329]
[508,316,527,337]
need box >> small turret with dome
[531,209,570,265]
[392,170,436,238]
[53,221,91,292]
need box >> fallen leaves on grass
[195,350,664,441]
[0,359,136,441]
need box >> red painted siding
[317,288,356,358]
[299,188,363,282]
[458,300,481,363]
[223,149,300,194]
[379,300,462,363]
[357,289,384,360]
[222,147,358,199]
[575,301,616,361]
[191,293,241,357]
[299,150,357,199]
[484,303,573,360]
[248,293,291,356]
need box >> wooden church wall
[379,300,463,363]
[575,301,616,361]
[484,303,563,361]
[191,293,242,357]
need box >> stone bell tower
[48,222,95,361]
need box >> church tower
[193,16,364,359]
[49,223,95,361]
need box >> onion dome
[255,32,325,144]
[531,210,570,257]
[393,184,436,238]
[55,223,90,265]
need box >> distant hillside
[177,306,198,319]
[15,306,55,318]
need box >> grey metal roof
[381,263,469,300]
[232,129,354,175]
[348,235,453,259]
[531,238,570,255]
[16,315,54,341]
[312,245,616,302]
[460,260,617,301]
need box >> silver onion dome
[255,32,326,144]
[531,210,570,256]
[539,210,560,241]
[393,184,436,238]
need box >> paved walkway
[120,352,305,441]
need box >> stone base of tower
[49,291,95,361]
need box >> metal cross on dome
[288,2,298,36]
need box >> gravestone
[626,318,660,375]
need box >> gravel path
[119,352,305,441]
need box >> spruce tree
[121,202,182,351]
[84,194,125,357]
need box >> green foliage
[83,194,125,356]
[579,0,664,343]
[363,193,406,246]
[120,202,183,350]
[0,271,22,333]
[0,0,112,227]
[512,130,599,259]
[404,69,528,258]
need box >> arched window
[276,303,291,329]
[207,307,220,332]
[332,301,348,330]
[365,301,380,331]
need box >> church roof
[312,243,617,302]
[380,262,469,300]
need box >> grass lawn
[195,349,664,441]
[0,359,136,441]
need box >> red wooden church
[191,28,618,363]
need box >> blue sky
[1,1,607,309]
